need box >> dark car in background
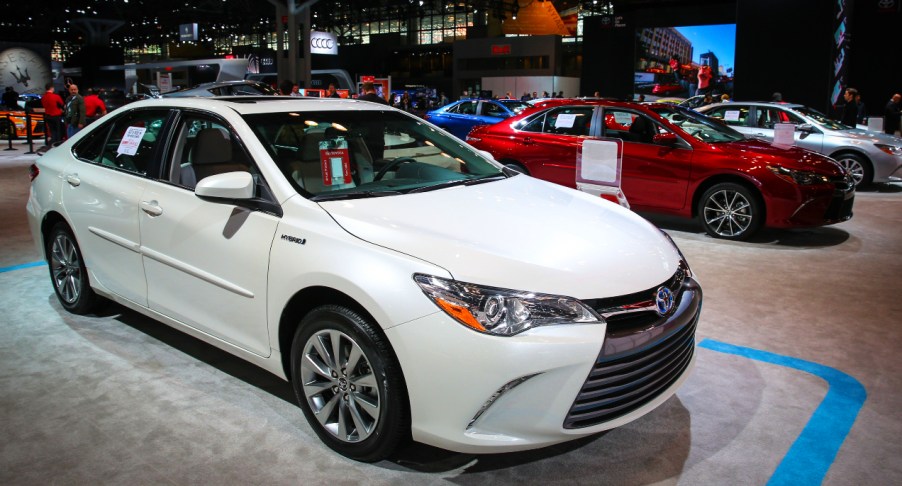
[163,80,277,98]
[424,98,530,139]
[466,100,854,240]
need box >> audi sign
[311,31,337,55]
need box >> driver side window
[168,115,256,191]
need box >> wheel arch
[40,211,72,259]
[828,149,872,184]
[498,158,529,174]
[691,174,766,221]
[277,286,401,383]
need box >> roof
[125,96,401,116]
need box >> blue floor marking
[0,261,45,273]
[699,339,867,486]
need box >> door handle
[522,137,534,145]
[140,200,163,217]
[65,174,80,187]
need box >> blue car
[425,98,530,139]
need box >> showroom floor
[2,145,901,485]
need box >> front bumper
[385,275,701,454]
[765,175,854,228]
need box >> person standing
[326,83,340,98]
[839,88,859,126]
[278,80,294,96]
[697,65,712,96]
[2,86,18,109]
[41,83,64,145]
[357,81,388,105]
[64,84,86,138]
[884,93,902,136]
[83,88,107,125]
[855,92,867,125]
[669,55,680,84]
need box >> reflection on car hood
[838,128,902,145]
[719,139,843,175]
[319,176,681,299]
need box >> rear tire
[290,305,408,462]
[698,183,762,240]
[46,223,99,314]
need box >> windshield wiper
[311,190,403,201]
[407,174,507,194]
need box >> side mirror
[195,171,254,201]
[653,132,679,147]
[797,123,815,133]
[478,149,497,162]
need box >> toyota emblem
[655,286,675,316]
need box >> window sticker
[554,113,577,128]
[116,126,147,155]
[319,138,351,186]
[724,110,741,122]
[613,111,634,125]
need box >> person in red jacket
[40,83,64,145]
[83,88,107,125]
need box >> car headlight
[767,165,828,185]
[413,274,600,336]
[874,144,902,156]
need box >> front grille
[585,265,686,335]
[563,317,697,429]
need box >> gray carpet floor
[1,147,900,485]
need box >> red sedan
[466,101,854,240]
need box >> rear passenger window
[706,106,750,127]
[96,110,170,175]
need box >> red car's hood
[714,138,843,175]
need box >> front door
[140,112,280,356]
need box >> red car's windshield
[652,105,746,143]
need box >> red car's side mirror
[653,132,679,146]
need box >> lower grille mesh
[563,319,696,429]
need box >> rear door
[511,105,596,187]
[60,109,172,305]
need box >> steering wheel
[374,157,417,181]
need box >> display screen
[633,24,736,101]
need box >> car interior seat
[628,115,656,144]
[181,127,249,189]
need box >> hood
[717,139,843,175]
[840,128,902,146]
[319,176,682,299]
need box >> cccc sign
[311,31,338,55]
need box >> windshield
[793,106,850,130]
[652,105,746,143]
[498,99,531,114]
[244,110,506,200]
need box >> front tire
[46,223,99,314]
[698,183,762,240]
[833,153,872,187]
[290,305,408,462]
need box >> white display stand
[576,139,629,208]
[773,123,796,148]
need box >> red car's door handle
[522,137,534,145]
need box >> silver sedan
[698,101,902,186]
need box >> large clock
[0,47,52,96]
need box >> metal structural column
[268,0,320,90]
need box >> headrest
[192,128,232,165]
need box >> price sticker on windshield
[116,126,147,156]
[320,138,352,186]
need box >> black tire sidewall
[47,223,97,314]
[699,182,762,240]
[289,305,407,462]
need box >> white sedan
[26,96,701,461]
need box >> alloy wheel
[300,329,380,443]
[703,188,753,238]
[835,156,865,187]
[50,233,82,304]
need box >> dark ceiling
[2,1,600,49]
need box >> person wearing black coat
[884,93,901,135]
